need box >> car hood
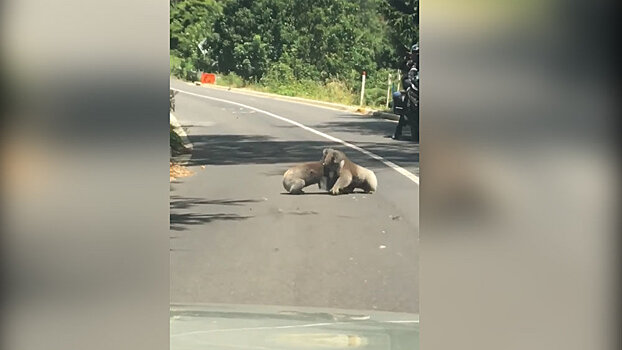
[171,303,419,350]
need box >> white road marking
[185,81,360,114]
[171,322,338,336]
[195,82,400,123]
[386,320,420,324]
[172,88,420,185]
[172,319,418,337]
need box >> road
[170,79,420,313]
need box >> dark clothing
[392,61,418,114]
[393,105,419,141]
[403,64,418,103]
[394,114,408,138]
[392,61,419,140]
[392,91,404,114]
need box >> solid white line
[171,322,337,337]
[170,112,193,150]
[189,81,359,114]
[172,88,420,185]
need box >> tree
[380,0,419,61]
[210,0,288,81]
[170,0,419,106]
[170,0,222,78]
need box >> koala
[282,161,338,194]
[321,148,378,195]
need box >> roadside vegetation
[170,0,418,109]
[170,90,194,181]
[170,124,187,155]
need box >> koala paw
[330,188,340,195]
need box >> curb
[372,111,400,121]
[187,81,376,115]
[170,112,193,151]
[170,112,193,166]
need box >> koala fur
[321,148,378,195]
[282,161,338,194]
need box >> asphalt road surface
[170,79,419,313]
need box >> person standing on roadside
[392,43,419,141]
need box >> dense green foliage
[170,0,418,107]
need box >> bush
[170,55,199,81]
[365,87,388,108]
[324,80,357,105]
[260,62,296,91]
[258,77,356,106]
[362,68,396,108]
[171,53,392,108]
[216,73,246,88]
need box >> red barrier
[201,73,216,84]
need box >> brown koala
[282,161,338,194]
[321,148,378,195]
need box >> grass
[174,71,391,109]
[256,79,358,106]
[213,74,390,109]
[215,73,245,88]
[170,52,396,109]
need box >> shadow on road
[354,141,419,167]
[186,134,418,169]
[170,213,252,231]
[315,114,398,137]
[313,114,414,139]
[279,191,332,196]
[170,195,255,231]
[187,134,328,166]
[171,196,262,209]
[316,114,418,142]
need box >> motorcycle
[392,82,419,141]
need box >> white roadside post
[359,71,366,107]
[386,73,392,108]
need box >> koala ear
[323,148,328,156]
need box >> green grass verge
[173,71,391,109]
